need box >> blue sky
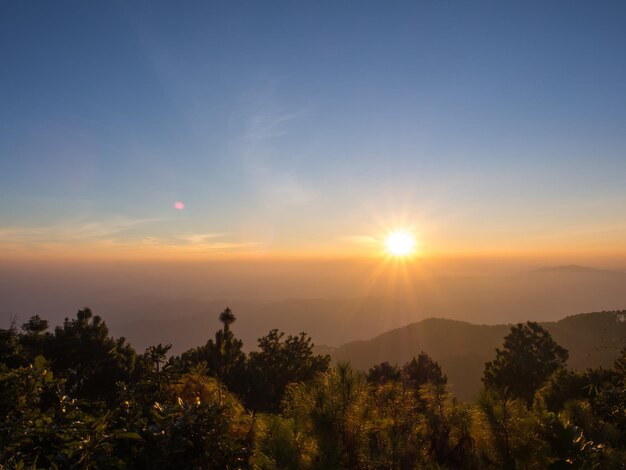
[2,1,626,258]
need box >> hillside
[324,310,626,400]
[107,297,409,354]
[97,265,626,354]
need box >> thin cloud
[173,232,258,252]
[0,217,162,247]
[237,93,317,209]
[340,235,379,245]
[176,233,230,244]
[244,111,302,142]
[0,222,258,255]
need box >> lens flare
[173,201,185,210]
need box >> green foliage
[175,308,247,395]
[0,356,127,468]
[43,308,138,402]
[255,413,317,469]
[580,353,626,448]
[418,384,475,467]
[1,308,625,468]
[367,381,423,468]
[246,329,330,412]
[535,368,587,412]
[402,352,448,389]
[0,317,24,368]
[129,343,176,406]
[475,388,548,468]
[483,321,569,404]
[534,407,613,469]
[19,315,50,366]
[171,309,330,412]
[366,361,401,385]
[367,353,447,392]
[281,363,372,469]
[21,315,49,335]
[129,374,255,469]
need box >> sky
[2,1,626,262]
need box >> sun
[384,231,417,256]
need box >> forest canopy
[1,308,625,468]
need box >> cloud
[0,219,256,254]
[176,233,229,244]
[172,232,258,252]
[244,111,302,142]
[236,94,317,209]
[340,235,379,245]
[257,171,316,208]
[0,217,161,247]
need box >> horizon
[3,256,626,331]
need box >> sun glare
[384,231,416,256]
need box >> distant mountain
[324,311,626,401]
[102,265,626,356]
[526,265,616,274]
[7,261,622,402]
[0,259,626,328]
[108,297,409,354]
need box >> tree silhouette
[245,330,330,411]
[1,308,625,468]
[615,347,626,377]
[21,315,49,335]
[367,361,401,385]
[146,343,172,374]
[483,321,568,404]
[19,315,50,363]
[219,307,236,334]
[177,309,246,395]
[42,308,137,402]
[0,317,23,368]
[402,352,447,389]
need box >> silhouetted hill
[324,311,626,401]
[526,265,615,275]
[109,297,408,354]
[99,265,626,355]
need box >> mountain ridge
[323,310,626,400]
